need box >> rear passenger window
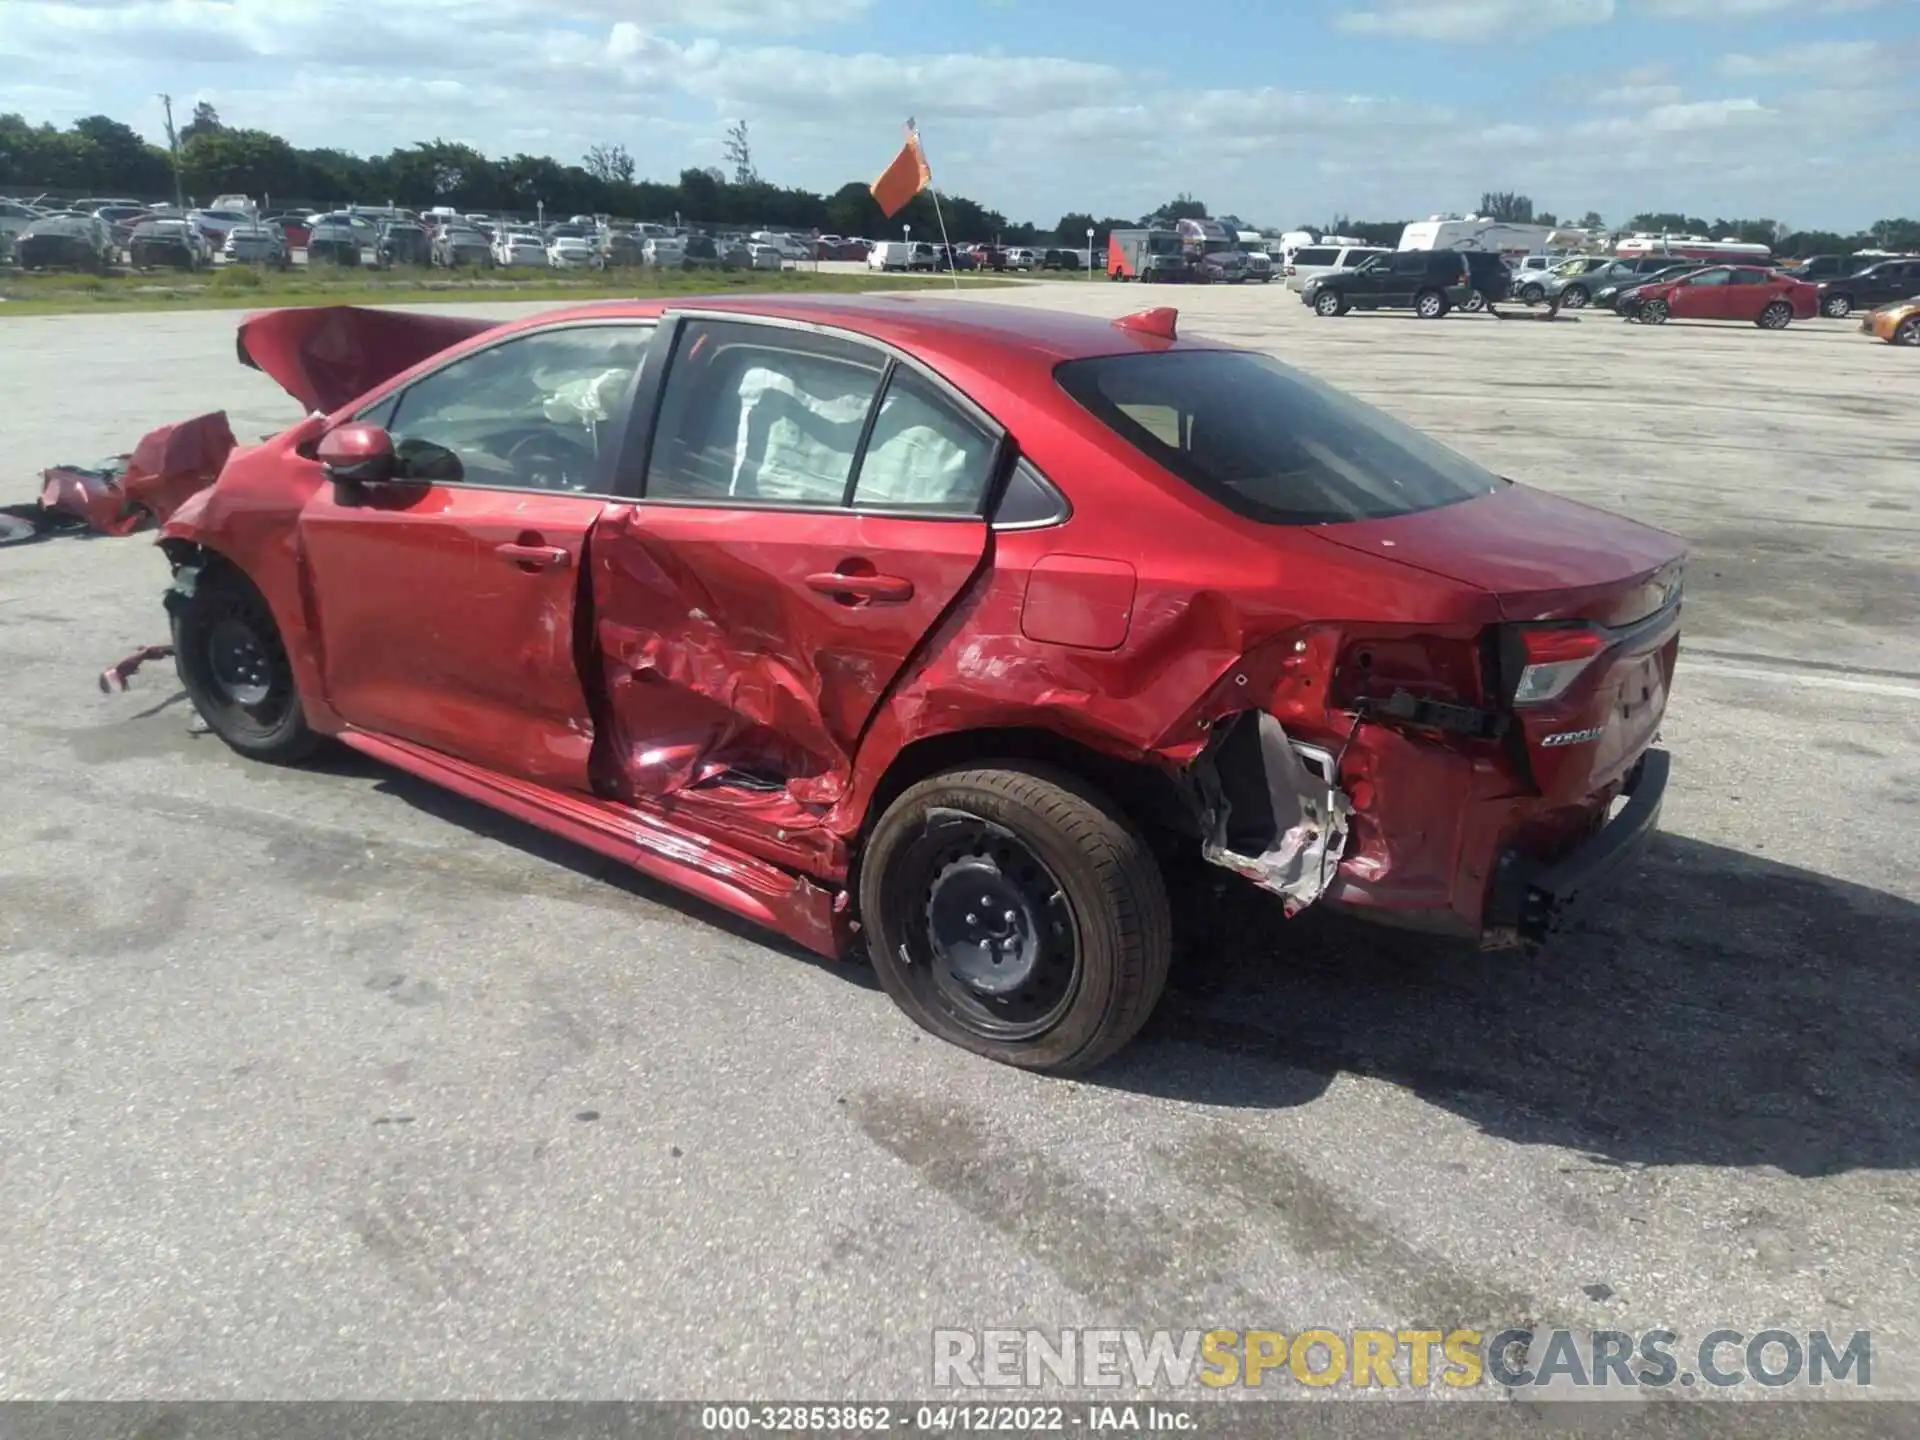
[644,320,885,506]
[852,369,998,514]
[1293,247,1337,266]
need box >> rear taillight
[1510,625,1611,706]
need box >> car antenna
[1114,306,1177,340]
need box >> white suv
[1283,243,1389,291]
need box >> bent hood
[236,305,503,414]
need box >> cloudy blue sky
[1,0,1914,229]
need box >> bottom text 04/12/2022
[699,1403,1199,1432]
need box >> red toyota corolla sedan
[1625,265,1819,328]
[150,296,1685,1072]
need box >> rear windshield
[1055,350,1508,526]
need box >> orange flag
[870,121,931,219]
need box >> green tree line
[4,111,1914,256]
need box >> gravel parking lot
[1,285,1916,1408]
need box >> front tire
[1314,289,1344,317]
[1638,298,1669,325]
[1461,289,1487,313]
[859,765,1171,1074]
[1823,294,1852,319]
[1520,282,1545,304]
[1894,316,1920,347]
[171,564,319,764]
[1561,285,1589,310]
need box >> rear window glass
[1055,350,1507,527]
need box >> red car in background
[1626,265,1819,328]
[142,297,1685,1072]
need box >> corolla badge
[1541,726,1606,748]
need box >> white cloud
[1338,0,1613,40]
[1718,38,1890,77]
[1634,0,1888,16]
[0,0,1908,230]
[1594,82,1686,104]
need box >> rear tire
[1757,301,1792,330]
[171,564,320,765]
[859,765,1171,1074]
[1520,282,1545,304]
[1414,288,1448,319]
[1561,285,1589,309]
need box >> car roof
[518,294,1225,366]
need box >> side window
[1391,253,1428,274]
[852,369,999,514]
[384,323,654,492]
[1685,269,1730,286]
[357,392,401,429]
[1729,268,1768,285]
[644,320,885,506]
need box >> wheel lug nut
[1003,910,1016,924]
[965,913,978,926]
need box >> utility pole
[158,93,186,211]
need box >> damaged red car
[146,298,1685,1072]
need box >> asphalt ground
[1,283,1915,1418]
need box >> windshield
[1055,350,1507,526]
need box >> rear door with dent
[587,314,998,813]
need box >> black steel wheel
[860,765,1170,1073]
[171,564,319,763]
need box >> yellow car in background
[1862,295,1920,345]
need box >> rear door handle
[805,571,914,604]
[495,542,571,570]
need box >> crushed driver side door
[297,320,656,790]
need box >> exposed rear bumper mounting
[1485,748,1671,946]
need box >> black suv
[1302,248,1510,318]
[1815,258,1920,318]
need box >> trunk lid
[1313,485,1687,800]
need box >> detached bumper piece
[1487,748,1671,946]
[32,412,236,537]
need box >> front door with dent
[588,317,997,811]
[1666,267,1731,320]
[298,321,655,790]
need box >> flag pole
[911,121,961,294]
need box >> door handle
[805,571,914,604]
[495,541,571,570]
